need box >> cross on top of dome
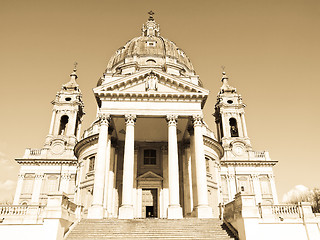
[148,10,155,21]
[142,10,160,37]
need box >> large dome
[104,14,196,79]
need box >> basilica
[12,13,278,221]
[4,12,320,240]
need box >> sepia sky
[0,0,319,202]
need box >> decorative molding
[203,136,224,159]
[35,173,45,179]
[145,72,158,91]
[15,159,77,166]
[220,160,278,167]
[74,134,99,157]
[192,114,203,127]
[166,114,178,126]
[98,113,111,125]
[125,114,136,125]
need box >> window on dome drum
[89,156,95,171]
[144,149,156,165]
[147,41,156,47]
[59,115,69,135]
[146,59,156,64]
[229,118,239,137]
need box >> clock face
[51,141,65,155]
[232,143,245,156]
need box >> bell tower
[44,65,85,158]
[214,71,251,151]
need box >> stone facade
[12,14,277,221]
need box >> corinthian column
[166,115,183,219]
[191,114,212,218]
[88,113,110,219]
[119,114,136,219]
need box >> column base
[87,205,104,219]
[167,205,183,219]
[192,205,213,218]
[118,205,134,219]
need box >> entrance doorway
[142,188,157,218]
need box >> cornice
[203,136,224,159]
[74,134,99,158]
[220,160,278,167]
[15,159,77,166]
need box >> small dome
[105,14,195,78]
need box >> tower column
[119,114,136,219]
[191,115,212,218]
[240,113,248,138]
[49,110,57,135]
[31,173,44,204]
[166,115,183,219]
[88,113,110,219]
[13,174,25,205]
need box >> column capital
[125,114,136,126]
[61,173,72,180]
[160,145,168,154]
[35,173,45,179]
[251,174,259,180]
[18,174,25,179]
[268,174,275,179]
[98,113,111,125]
[166,115,178,126]
[134,146,139,152]
[192,114,203,127]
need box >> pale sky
[0,0,319,202]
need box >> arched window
[229,118,239,137]
[58,115,69,135]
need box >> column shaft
[31,174,44,204]
[166,115,182,219]
[191,115,212,218]
[88,114,110,219]
[119,114,136,219]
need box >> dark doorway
[146,206,155,218]
[142,188,158,218]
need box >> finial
[148,10,155,21]
[73,61,78,72]
[70,62,78,80]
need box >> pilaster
[13,174,25,205]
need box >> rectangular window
[144,149,156,165]
[89,156,95,171]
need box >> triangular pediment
[137,171,163,180]
[94,69,209,96]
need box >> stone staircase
[65,218,237,240]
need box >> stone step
[66,218,237,240]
